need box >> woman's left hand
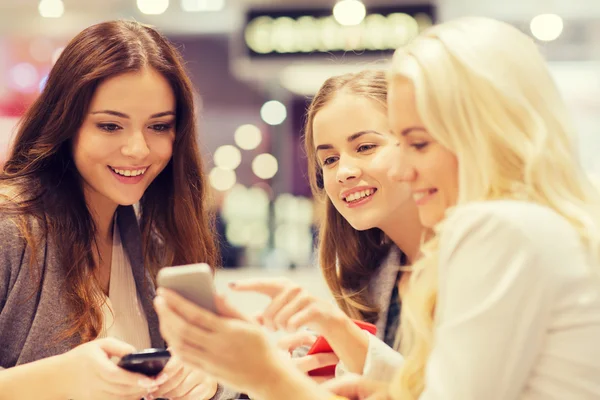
[149,354,218,400]
[154,288,288,397]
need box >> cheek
[151,136,175,162]
[322,172,338,199]
[371,146,400,173]
[72,132,109,168]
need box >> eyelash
[149,123,173,133]
[97,123,121,133]
[323,156,338,166]
[357,144,376,152]
[411,142,428,150]
[96,123,173,133]
[321,144,377,166]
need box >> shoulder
[442,200,576,246]
[439,200,583,277]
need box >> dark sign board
[242,4,436,59]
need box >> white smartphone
[156,263,217,313]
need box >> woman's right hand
[278,331,340,383]
[229,278,348,334]
[61,338,161,400]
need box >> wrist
[253,360,330,400]
[52,352,75,398]
[326,317,370,374]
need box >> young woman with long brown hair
[0,20,224,399]
[230,70,424,379]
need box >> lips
[108,166,148,177]
[343,188,377,203]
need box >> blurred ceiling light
[10,63,39,93]
[234,124,262,150]
[333,0,366,27]
[260,100,287,126]
[181,0,224,12]
[137,0,169,15]
[38,0,64,18]
[209,167,236,191]
[213,145,242,170]
[530,14,563,41]
[252,153,278,180]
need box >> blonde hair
[304,70,392,323]
[388,17,600,399]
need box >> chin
[114,196,143,207]
[346,219,378,232]
[419,213,443,229]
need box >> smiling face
[312,92,413,231]
[387,78,459,228]
[72,67,176,213]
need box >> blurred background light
[209,167,237,191]
[38,0,64,18]
[530,13,564,41]
[234,124,262,150]
[333,0,366,26]
[252,153,278,180]
[213,144,242,170]
[260,100,287,125]
[137,0,169,15]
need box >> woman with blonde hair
[333,15,600,399]
[154,16,600,400]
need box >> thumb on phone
[97,337,137,358]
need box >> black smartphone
[117,348,171,377]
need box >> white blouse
[99,217,151,350]
[419,200,600,399]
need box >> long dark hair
[304,70,391,324]
[0,20,218,343]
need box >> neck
[379,201,424,264]
[84,189,117,243]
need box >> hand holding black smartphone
[117,348,171,377]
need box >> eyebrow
[315,130,382,152]
[90,110,176,119]
[401,126,428,136]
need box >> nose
[336,159,361,183]
[121,130,150,160]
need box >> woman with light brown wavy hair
[228,70,424,379]
[0,20,225,399]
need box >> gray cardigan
[0,205,164,369]
[0,206,236,399]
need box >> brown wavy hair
[304,70,393,324]
[0,20,218,343]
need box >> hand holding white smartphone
[156,263,217,313]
